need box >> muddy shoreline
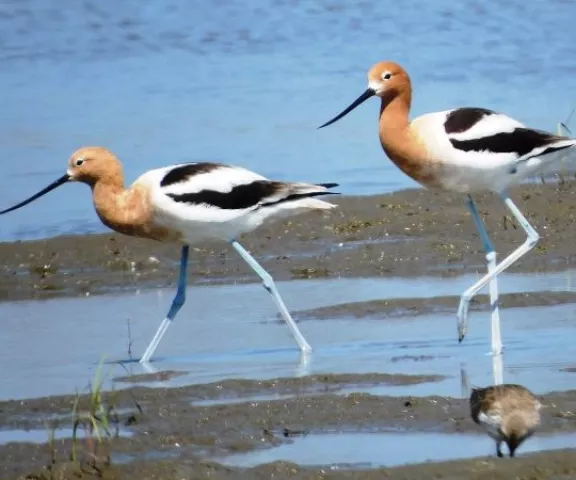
[1,374,576,479]
[3,182,576,479]
[1,182,576,303]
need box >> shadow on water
[1,270,576,399]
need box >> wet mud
[1,375,576,479]
[3,182,576,479]
[1,182,576,303]
[295,291,576,320]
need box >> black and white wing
[137,162,338,223]
[443,107,576,163]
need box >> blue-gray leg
[458,196,502,355]
[230,240,312,354]
[458,194,539,353]
[140,245,190,363]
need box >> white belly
[434,151,566,194]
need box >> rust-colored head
[0,146,124,215]
[68,146,123,186]
[319,60,412,128]
[367,61,411,101]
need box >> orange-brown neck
[91,180,178,242]
[378,91,440,187]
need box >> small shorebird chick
[470,384,541,458]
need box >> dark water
[1,0,576,240]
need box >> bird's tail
[300,197,338,210]
[283,182,339,210]
[315,182,339,189]
[260,182,339,210]
[535,139,576,182]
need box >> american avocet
[319,61,576,354]
[470,384,541,457]
[0,147,339,362]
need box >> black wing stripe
[521,143,574,162]
[167,181,338,210]
[167,181,279,209]
[450,128,563,156]
[444,108,496,134]
[260,189,338,208]
[160,163,223,187]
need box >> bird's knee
[527,231,540,248]
[260,272,275,291]
[460,292,473,304]
[172,291,186,310]
[484,250,497,264]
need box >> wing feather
[443,108,575,162]
[135,162,337,225]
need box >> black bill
[0,173,70,214]
[318,88,376,129]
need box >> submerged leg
[139,245,190,363]
[462,196,503,355]
[458,194,539,344]
[230,240,312,354]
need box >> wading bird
[0,147,339,362]
[319,60,575,354]
[470,384,541,458]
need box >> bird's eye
[383,72,392,80]
[75,159,84,166]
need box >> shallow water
[216,431,576,468]
[1,0,576,240]
[1,270,576,400]
[0,427,130,445]
[112,450,180,465]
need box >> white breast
[477,411,504,440]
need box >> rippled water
[2,271,576,400]
[1,0,576,240]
